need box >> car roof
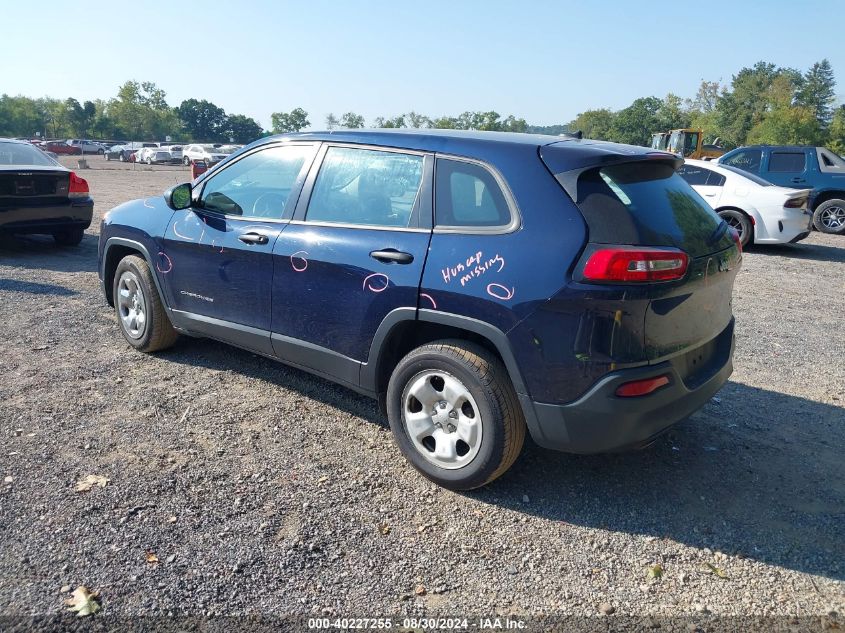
[0,137,30,145]
[248,129,666,172]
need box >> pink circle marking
[291,250,309,272]
[363,273,389,293]
[486,283,514,301]
[156,252,173,274]
[420,293,437,309]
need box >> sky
[1,0,843,131]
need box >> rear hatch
[541,142,741,364]
[0,168,70,206]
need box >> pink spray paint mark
[420,293,437,309]
[363,273,389,293]
[156,252,173,274]
[291,251,309,272]
[486,283,514,301]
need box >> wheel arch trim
[362,307,544,443]
[102,237,168,311]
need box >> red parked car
[43,141,82,155]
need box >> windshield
[719,164,773,186]
[0,141,60,166]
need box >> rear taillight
[784,196,807,208]
[615,375,670,397]
[69,172,89,199]
[582,247,689,283]
[728,227,742,253]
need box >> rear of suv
[98,130,740,490]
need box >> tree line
[565,59,843,153]
[1,60,843,153]
[0,81,264,143]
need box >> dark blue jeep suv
[98,130,741,490]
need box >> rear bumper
[0,199,93,234]
[526,319,734,453]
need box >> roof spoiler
[550,151,683,202]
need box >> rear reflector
[615,375,670,397]
[69,172,89,199]
[582,247,689,282]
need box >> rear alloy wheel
[387,340,525,490]
[183,156,191,166]
[98,148,104,155]
[53,228,84,246]
[119,152,126,162]
[113,255,178,352]
[813,199,845,235]
[719,209,752,246]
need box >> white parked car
[677,159,813,246]
[182,143,228,166]
[133,147,156,163]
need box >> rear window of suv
[572,162,732,258]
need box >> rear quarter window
[434,158,514,230]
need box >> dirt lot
[1,155,843,626]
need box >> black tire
[97,148,104,155]
[112,255,178,353]
[52,228,84,246]
[119,152,126,162]
[105,153,111,161]
[812,199,845,234]
[183,156,191,166]
[718,209,752,246]
[386,340,525,490]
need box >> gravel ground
[1,155,843,627]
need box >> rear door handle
[238,232,269,245]
[791,177,806,183]
[370,249,414,264]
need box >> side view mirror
[164,182,192,210]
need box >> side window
[722,149,762,174]
[676,165,708,186]
[769,152,806,173]
[199,144,314,219]
[306,147,424,227]
[435,158,512,228]
[818,148,845,172]
[704,170,726,186]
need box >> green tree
[795,59,836,129]
[610,97,662,145]
[225,114,263,143]
[568,108,615,140]
[828,106,845,154]
[109,80,178,140]
[406,111,431,128]
[374,114,406,128]
[325,113,339,129]
[271,107,309,133]
[340,112,365,128]
[177,98,228,141]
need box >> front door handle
[791,177,806,183]
[370,249,414,264]
[239,232,269,245]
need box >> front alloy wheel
[117,270,147,340]
[113,255,178,352]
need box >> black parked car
[99,130,740,489]
[0,138,93,245]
